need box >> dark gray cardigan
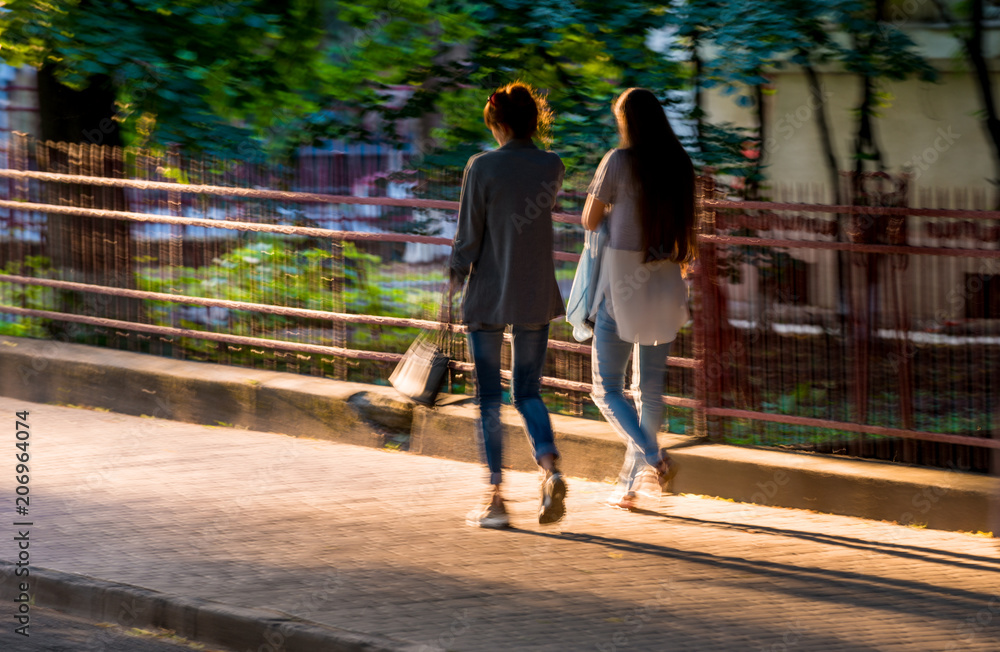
[450,138,566,326]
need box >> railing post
[693,174,722,441]
[330,236,348,381]
[166,146,185,359]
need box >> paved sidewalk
[1,397,999,651]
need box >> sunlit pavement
[2,397,998,651]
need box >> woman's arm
[450,158,486,280]
[583,149,617,231]
[581,194,607,231]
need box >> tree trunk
[854,74,886,176]
[746,82,767,200]
[803,63,843,204]
[802,61,851,348]
[847,0,888,429]
[35,64,136,341]
[964,0,1000,205]
[931,0,1000,205]
[853,1,888,177]
[37,66,120,146]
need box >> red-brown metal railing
[0,148,997,466]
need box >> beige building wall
[703,26,1000,197]
[706,69,1000,197]
[703,25,1000,323]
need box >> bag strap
[436,271,463,357]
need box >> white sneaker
[634,469,663,500]
[606,490,638,511]
[538,471,567,525]
[466,497,510,529]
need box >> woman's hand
[582,194,607,231]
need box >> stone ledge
[0,335,408,450]
[0,335,995,535]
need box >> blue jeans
[467,323,558,485]
[591,300,671,492]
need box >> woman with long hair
[451,81,567,529]
[582,87,696,510]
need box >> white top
[587,149,689,345]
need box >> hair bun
[483,81,552,143]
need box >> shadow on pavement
[625,508,1000,572]
[510,526,999,617]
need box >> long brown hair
[613,88,695,263]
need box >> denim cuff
[488,470,503,486]
[533,442,559,464]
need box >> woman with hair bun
[581,87,696,510]
[451,81,567,529]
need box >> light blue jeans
[591,300,671,492]
[467,323,558,485]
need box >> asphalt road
[0,606,235,652]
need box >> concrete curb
[0,563,424,652]
[0,335,996,536]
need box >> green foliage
[668,0,936,184]
[1,0,943,189]
[337,0,689,184]
[0,0,334,157]
[676,0,936,99]
[0,257,55,338]
[695,121,759,179]
[135,237,442,360]
[138,238,329,312]
[832,0,937,83]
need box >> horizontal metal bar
[0,200,588,252]
[0,168,460,210]
[0,273,455,331]
[3,168,998,220]
[704,407,1000,450]
[12,197,994,261]
[0,199,454,242]
[0,304,698,408]
[0,274,700,370]
[0,168,580,224]
[537,333,698,369]
[519,373,701,408]
[701,234,1000,259]
[554,251,581,262]
[0,304,403,362]
[406,360,578,395]
[708,199,1000,220]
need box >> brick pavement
[1,397,998,651]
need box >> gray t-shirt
[587,149,643,252]
[586,148,689,344]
